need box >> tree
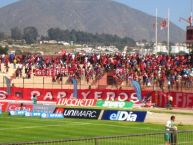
[23,27,38,44]
[0,46,9,54]
[47,27,136,48]
[11,27,23,40]
[48,28,65,41]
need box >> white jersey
[166,120,174,131]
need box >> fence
[1,130,193,145]
[0,75,193,92]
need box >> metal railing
[0,75,193,92]
[1,130,193,145]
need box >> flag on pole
[131,80,142,101]
[160,19,167,30]
[188,16,192,25]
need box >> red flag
[188,16,192,25]
[160,19,167,30]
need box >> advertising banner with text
[7,103,33,112]
[0,87,192,108]
[0,87,151,103]
[34,68,68,76]
[96,100,133,109]
[102,110,147,122]
[57,98,97,107]
[63,108,101,119]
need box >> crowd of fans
[0,52,193,91]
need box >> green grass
[0,113,193,145]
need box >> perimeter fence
[0,75,193,92]
[1,130,193,145]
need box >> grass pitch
[0,113,192,144]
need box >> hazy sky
[0,0,192,29]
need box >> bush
[0,46,9,54]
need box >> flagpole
[155,8,158,53]
[167,8,170,55]
[191,0,193,26]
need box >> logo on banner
[25,112,42,117]
[102,110,147,122]
[9,110,27,116]
[63,108,101,119]
[96,100,133,109]
[54,108,65,113]
[41,113,64,119]
[57,99,96,107]
[7,104,33,112]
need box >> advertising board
[25,112,42,117]
[57,99,97,107]
[63,108,101,119]
[33,104,56,113]
[102,110,147,122]
[96,100,133,109]
[0,87,192,108]
[7,103,33,112]
[9,110,27,116]
[41,113,64,119]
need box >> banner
[96,100,133,109]
[25,112,42,117]
[0,87,145,103]
[41,113,64,119]
[54,108,65,113]
[0,87,192,108]
[34,68,68,76]
[7,103,33,112]
[102,110,147,122]
[57,99,97,107]
[33,104,56,113]
[63,108,101,119]
[9,110,27,116]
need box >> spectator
[165,115,177,145]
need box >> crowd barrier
[0,75,193,91]
[1,130,193,145]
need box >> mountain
[0,0,185,42]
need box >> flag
[160,19,167,30]
[4,76,11,95]
[131,80,142,101]
[188,16,192,25]
[72,78,78,99]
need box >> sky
[0,0,192,30]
